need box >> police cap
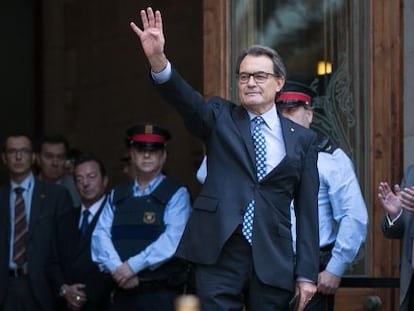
[125,123,171,151]
[276,81,317,108]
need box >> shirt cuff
[386,209,403,226]
[151,61,172,84]
[325,259,346,277]
[296,276,314,283]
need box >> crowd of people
[1,5,414,311]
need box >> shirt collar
[11,172,34,192]
[132,174,165,196]
[247,105,280,131]
[81,195,106,217]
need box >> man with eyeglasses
[0,133,73,311]
[130,7,320,311]
[36,135,81,207]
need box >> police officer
[276,81,368,311]
[91,123,192,311]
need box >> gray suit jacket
[155,68,320,291]
[0,178,72,311]
[382,164,414,311]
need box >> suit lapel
[280,115,299,159]
[75,196,107,257]
[263,115,300,179]
[29,180,44,237]
[232,106,256,178]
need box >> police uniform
[277,82,368,311]
[91,123,192,311]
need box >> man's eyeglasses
[237,71,279,84]
[5,148,32,157]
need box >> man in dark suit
[0,133,72,311]
[47,153,113,311]
[379,165,414,311]
[130,8,320,311]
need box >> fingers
[296,281,316,311]
[140,8,149,29]
[146,7,155,27]
[121,276,139,289]
[401,188,414,210]
[155,10,163,31]
[130,22,142,36]
[394,184,401,195]
[131,7,161,37]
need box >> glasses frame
[237,71,279,84]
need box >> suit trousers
[195,232,293,311]
[3,275,42,311]
[401,276,414,310]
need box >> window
[230,0,370,276]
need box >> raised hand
[378,182,402,218]
[130,7,167,72]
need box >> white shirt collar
[247,104,280,131]
[81,195,106,217]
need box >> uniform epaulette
[317,137,338,154]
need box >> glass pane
[230,0,370,276]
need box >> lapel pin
[290,128,295,132]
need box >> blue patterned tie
[79,210,90,239]
[242,116,267,244]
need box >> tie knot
[14,187,24,195]
[253,116,265,126]
[83,210,90,218]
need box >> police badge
[143,212,156,224]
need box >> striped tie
[242,116,267,244]
[13,187,28,267]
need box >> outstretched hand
[130,7,167,72]
[378,182,402,218]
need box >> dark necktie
[13,187,28,267]
[242,116,267,244]
[79,210,90,239]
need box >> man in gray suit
[379,165,414,310]
[0,133,72,311]
[130,7,320,311]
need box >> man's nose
[246,75,257,86]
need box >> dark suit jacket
[47,197,113,311]
[155,68,320,291]
[0,178,72,311]
[382,164,414,311]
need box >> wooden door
[203,0,403,309]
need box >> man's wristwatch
[59,285,66,297]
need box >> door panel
[203,0,403,309]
